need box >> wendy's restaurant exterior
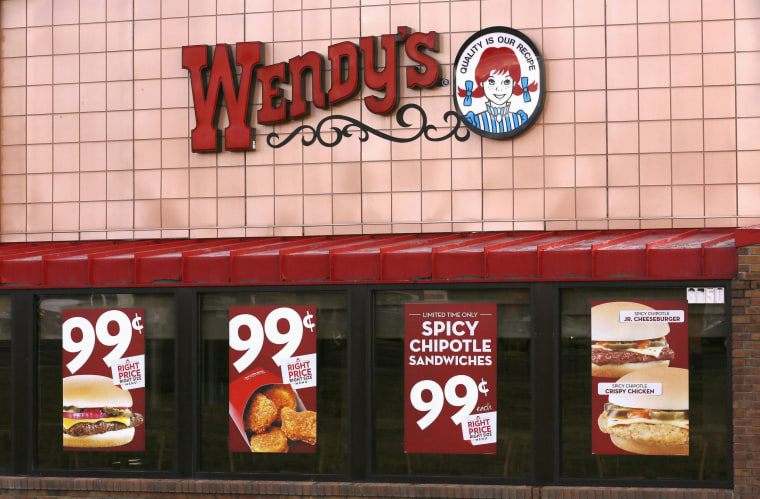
[0,0,759,497]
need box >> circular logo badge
[453,27,545,140]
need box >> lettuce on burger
[63,375,144,448]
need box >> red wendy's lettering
[360,33,398,115]
[182,27,441,152]
[328,41,360,106]
[182,43,263,152]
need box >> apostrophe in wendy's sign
[404,303,497,454]
[228,306,317,453]
[453,27,545,139]
[62,309,146,451]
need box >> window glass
[373,288,531,477]
[0,296,10,469]
[36,294,175,471]
[199,290,348,474]
[560,287,730,481]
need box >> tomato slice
[627,409,651,419]
[62,408,109,419]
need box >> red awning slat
[136,239,240,284]
[486,232,573,278]
[539,231,635,278]
[593,230,685,278]
[88,240,202,285]
[44,241,155,286]
[279,236,375,281]
[330,235,418,281]
[592,231,651,277]
[433,232,541,279]
[646,229,736,277]
[1,242,114,285]
[0,229,741,287]
[230,237,330,283]
[181,239,267,284]
[703,236,737,276]
[381,234,465,281]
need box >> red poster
[404,303,497,454]
[62,308,146,451]
[591,300,689,456]
[229,305,317,453]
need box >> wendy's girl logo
[454,27,545,139]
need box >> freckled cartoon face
[482,70,514,106]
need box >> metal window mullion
[531,282,558,484]
[11,290,35,474]
[175,287,196,477]
[347,285,370,480]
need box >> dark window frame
[0,279,732,490]
[553,280,733,489]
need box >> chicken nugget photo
[262,384,298,423]
[250,427,289,453]
[280,407,317,445]
[243,392,278,434]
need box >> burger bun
[609,435,688,456]
[63,374,132,408]
[592,301,670,342]
[608,366,688,410]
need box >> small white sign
[111,354,145,389]
[687,287,724,304]
[462,411,497,445]
[598,382,662,396]
[620,310,684,323]
[281,353,317,389]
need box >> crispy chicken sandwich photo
[591,301,675,378]
[62,375,144,448]
[597,366,689,455]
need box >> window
[560,287,730,482]
[372,288,531,478]
[0,281,729,487]
[198,290,348,474]
[36,293,175,471]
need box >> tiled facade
[0,0,758,240]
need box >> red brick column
[732,245,760,498]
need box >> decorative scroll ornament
[266,103,470,149]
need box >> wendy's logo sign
[454,27,544,139]
[183,27,545,152]
[182,27,442,152]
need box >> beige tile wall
[0,0,758,240]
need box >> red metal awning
[0,229,743,287]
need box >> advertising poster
[404,303,497,454]
[591,300,689,456]
[229,305,317,453]
[62,308,146,451]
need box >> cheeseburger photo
[63,375,144,448]
[597,366,689,455]
[591,301,675,378]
